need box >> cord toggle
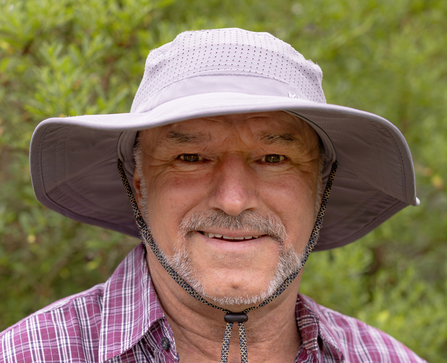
[224,313,248,324]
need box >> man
[1,28,425,362]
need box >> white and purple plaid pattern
[1,243,426,362]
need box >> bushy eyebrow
[258,133,304,147]
[164,131,209,144]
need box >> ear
[133,167,143,206]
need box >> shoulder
[0,284,105,363]
[298,294,427,363]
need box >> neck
[147,253,303,363]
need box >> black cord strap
[118,159,337,363]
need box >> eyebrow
[164,131,209,144]
[162,131,303,147]
[258,133,304,147]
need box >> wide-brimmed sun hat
[29,28,418,251]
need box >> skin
[133,111,321,362]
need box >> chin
[166,238,304,309]
[171,254,302,309]
[198,285,277,308]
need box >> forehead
[139,111,319,151]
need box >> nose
[208,154,259,216]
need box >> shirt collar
[98,243,165,362]
[297,293,345,362]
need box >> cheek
[147,171,206,205]
[144,173,210,247]
[261,176,317,247]
[263,173,316,210]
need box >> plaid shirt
[1,243,426,363]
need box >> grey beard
[160,209,304,307]
[168,242,303,306]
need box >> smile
[199,231,263,241]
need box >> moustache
[179,210,288,243]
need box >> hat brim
[30,92,418,251]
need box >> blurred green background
[0,0,446,361]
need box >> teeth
[204,232,261,240]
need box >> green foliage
[301,241,447,362]
[1,0,446,361]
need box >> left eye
[179,154,202,162]
[263,155,285,163]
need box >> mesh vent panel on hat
[131,28,326,113]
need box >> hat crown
[131,28,326,113]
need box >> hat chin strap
[118,159,337,363]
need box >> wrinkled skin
[133,111,321,310]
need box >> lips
[199,231,264,241]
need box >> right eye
[178,154,202,162]
[262,154,285,164]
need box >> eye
[262,154,286,163]
[179,154,202,162]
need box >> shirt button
[161,337,170,351]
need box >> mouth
[198,231,266,241]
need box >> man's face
[133,111,321,307]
